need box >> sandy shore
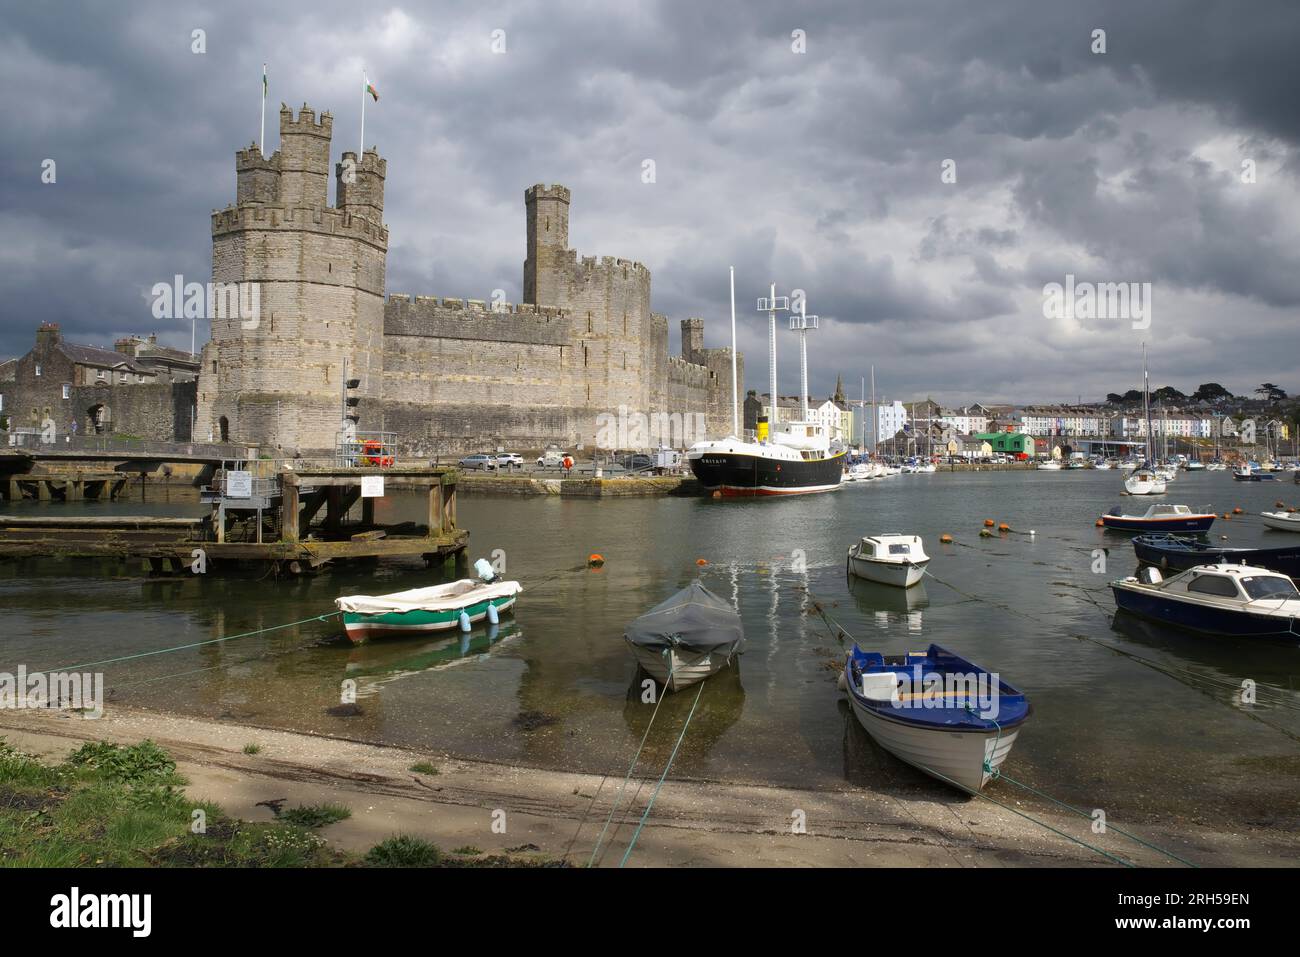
[1,706,1292,867]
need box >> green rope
[619,677,705,868]
[32,612,340,675]
[585,653,676,868]
[987,769,1200,868]
[917,763,1138,868]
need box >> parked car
[536,446,567,468]
[495,452,524,469]
[458,453,497,471]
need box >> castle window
[34,364,41,377]
[62,383,71,399]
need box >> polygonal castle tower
[201,103,388,451]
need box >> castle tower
[206,103,388,452]
[336,148,386,223]
[681,317,705,364]
[523,184,571,308]
[277,103,331,208]
[236,144,280,204]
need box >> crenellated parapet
[211,203,389,249]
[386,293,570,345]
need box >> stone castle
[196,103,741,454]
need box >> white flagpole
[360,68,366,157]
[260,63,267,156]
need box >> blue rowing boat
[841,644,1030,792]
[1132,533,1300,578]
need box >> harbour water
[4,469,1299,831]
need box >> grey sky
[2,0,1297,405]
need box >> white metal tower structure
[756,284,789,432]
[789,299,819,422]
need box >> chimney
[35,322,61,351]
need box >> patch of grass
[365,834,443,867]
[452,845,482,855]
[409,761,438,775]
[64,740,181,787]
[279,803,352,829]
[242,743,261,755]
[0,738,341,868]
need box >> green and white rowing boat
[336,578,522,644]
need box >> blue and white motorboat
[1100,503,1216,533]
[1111,563,1300,639]
[840,644,1030,792]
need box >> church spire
[833,373,845,404]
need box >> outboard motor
[1138,566,1163,585]
[474,557,497,583]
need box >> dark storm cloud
[1,0,1297,404]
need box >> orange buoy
[1233,507,1243,514]
[940,533,953,544]
[711,489,722,499]
[998,523,1010,532]
[588,553,605,567]
[1096,519,1104,527]
[1222,513,1231,520]
[983,519,995,527]
[696,558,708,566]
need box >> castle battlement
[279,103,332,137]
[236,144,279,171]
[388,294,566,320]
[525,183,571,204]
[338,148,388,178]
[211,203,389,246]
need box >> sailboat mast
[768,282,778,432]
[870,366,876,456]
[729,267,738,437]
[1142,342,1152,465]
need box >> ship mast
[790,298,819,422]
[757,284,789,437]
[729,267,738,437]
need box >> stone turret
[236,144,280,204]
[336,148,386,224]
[523,184,571,307]
[277,103,332,208]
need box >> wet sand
[2,706,1293,867]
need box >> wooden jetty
[2,471,131,503]
[0,465,467,577]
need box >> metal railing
[334,431,399,469]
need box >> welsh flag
[366,80,379,102]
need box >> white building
[940,407,989,435]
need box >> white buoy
[459,610,471,632]
[487,603,499,625]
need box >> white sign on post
[361,475,385,498]
[226,470,252,498]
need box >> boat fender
[836,670,848,692]
[487,603,499,625]
[459,610,472,632]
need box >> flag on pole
[366,79,379,102]
[262,64,268,96]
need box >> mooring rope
[618,677,706,868]
[32,612,341,676]
[584,656,678,868]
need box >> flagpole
[259,63,267,156]
[729,266,738,437]
[360,68,366,157]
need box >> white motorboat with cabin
[1261,511,1300,533]
[847,534,930,587]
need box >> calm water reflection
[3,469,1299,825]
